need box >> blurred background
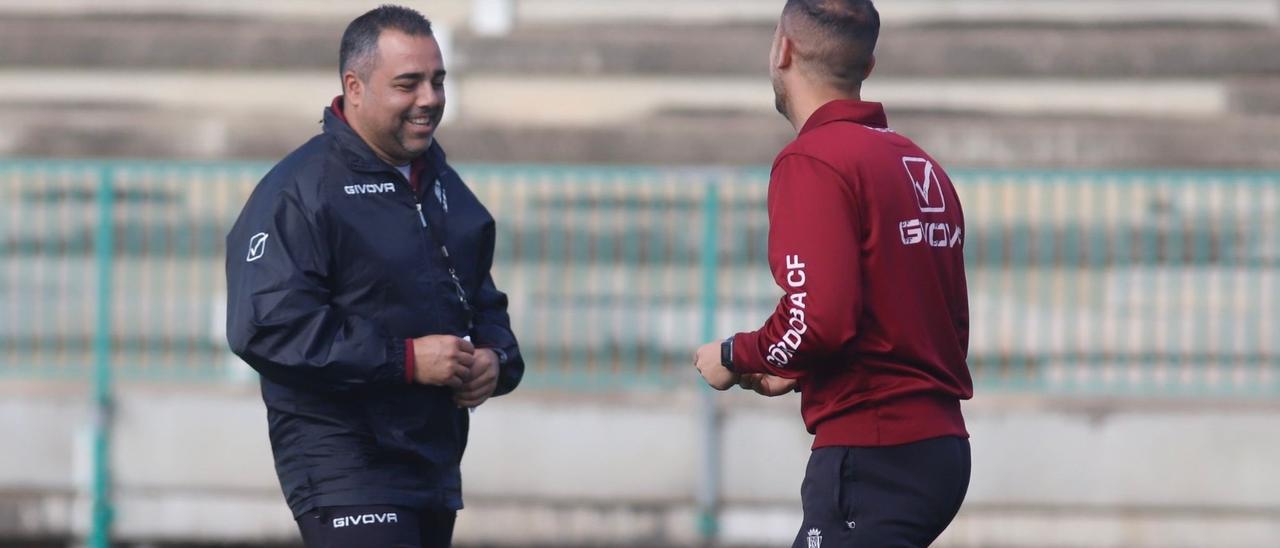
[1,0,1278,546]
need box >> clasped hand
[411,335,500,408]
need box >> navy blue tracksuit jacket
[225,104,523,516]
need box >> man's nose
[416,84,443,109]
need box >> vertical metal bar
[540,173,562,386]
[1114,177,1136,394]
[1083,177,1104,394]
[1197,180,1219,395]
[697,181,721,541]
[1264,175,1280,396]
[0,165,13,374]
[661,176,680,381]
[1149,174,1170,395]
[1059,176,1080,394]
[1167,175,1187,396]
[646,176,670,382]
[617,176,640,384]
[1050,175,1071,392]
[1264,175,1279,396]
[1234,177,1258,396]
[1008,174,1029,391]
[34,168,51,375]
[90,165,115,548]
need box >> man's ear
[775,34,795,71]
[342,71,363,108]
[864,54,876,81]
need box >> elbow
[226,324,276,374]
[805,315,857,358]
[226,331,248,360]
[225,323,256,361]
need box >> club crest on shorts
[806,527,823,548]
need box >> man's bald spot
[780,0,879,91]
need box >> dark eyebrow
[392,69,446,81]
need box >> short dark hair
[782,0,880,90]
[339,4,434,81]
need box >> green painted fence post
[697,180,721,542]
[90,165,115,548]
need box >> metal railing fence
[1,160,1276,397]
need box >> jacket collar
[324,96,439,186]
[799,99,889,135]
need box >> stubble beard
[772,77,791,123]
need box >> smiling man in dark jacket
[224,6,522,547]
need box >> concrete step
[454,75,1237,123]
[0,14,341,70]
[0,0,469,23]
[3,15,1277,79]
[1232,78,1280,114]
[3,382,1280,546]
[444,111,1280,169]
[0,0,1272,27]
[508,0,1280,27]
[457,24,1280,79]
[0,69,1255,126]
[3,102,1278,169]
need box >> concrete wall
[2,381,1278,547]
[2,2,1279,168]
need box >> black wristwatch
[720,336,735,373]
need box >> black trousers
[793,436,971,548]
[296,505,456,548]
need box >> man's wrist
[487,347,508,366]
[720,336,735,373]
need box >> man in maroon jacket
[693,1,974,546]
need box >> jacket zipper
[416,198,472,323]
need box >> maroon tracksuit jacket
[732,100,974,448]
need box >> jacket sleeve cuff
[472,324,515,353]
[731,332,770,375]
[403,339,416,384]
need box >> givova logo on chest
[344,182,397,195]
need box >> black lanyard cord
[415,179,474,327]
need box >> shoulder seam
[774,152,852,187]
